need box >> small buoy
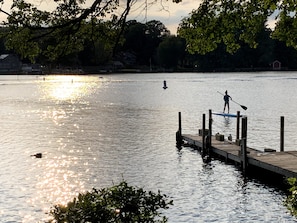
[163,80,168,89]
[31,153,42,158]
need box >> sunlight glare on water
[39,75,101,101]
[22,75,105,221]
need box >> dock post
[241,116,247,141]
[280,116,284,152]
[202,113,205,153]
[241,117,248,172]
[178,112,182,135]
[236,111,240,141]
[176,112,183,147]
[208,110,212,149]
[201,114,206,157]
[241,138,247,173]
[202,113,211,162]
[201,110,212,162]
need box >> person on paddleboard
[223,90,232,113]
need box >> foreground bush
[285,177,297,216]
[47,181,173,222]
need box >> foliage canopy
[285,177,297,216]
[47,181,173,223]
[178,0,297,55]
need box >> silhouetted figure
[223,90,232,113]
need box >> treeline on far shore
[1,20,297,73]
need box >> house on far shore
[0,54,22,74]
[272,60,281,70]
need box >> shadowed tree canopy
[121,20,170,65]
[0,0,179,62]
[178,0,297,55]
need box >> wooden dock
[176,111,297,180]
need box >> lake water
[0,72,296,222]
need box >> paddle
[217,91,248,110]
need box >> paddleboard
[212,112,242,118]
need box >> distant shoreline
[0,66,291,75]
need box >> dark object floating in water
[31,153,42,158]
[163,80,168,89]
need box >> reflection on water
[0,73,296,222]
[224,117,231,126]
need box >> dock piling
[202,113,205,154]
[280,116,284,152]
[241,138,247,173]
[241,116,248,172]
[202,113,211,162]
[236,111,240,141]
[209,110,212,149]
[176,112,183,146]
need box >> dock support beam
[176,112,183,147]
[280,116,284,152]
[241,116,248,173]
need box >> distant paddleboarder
[223,90,232,113]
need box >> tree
[78,20,116,66]
[177,0,297,55]
[157,36,185,68]
[122,20,147,65]
[145,20,170,66]
[272,39,297,69]
[47,181,173,223]
[121,20,170,66]
[0,0,175,62]
[0,0,131,62]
